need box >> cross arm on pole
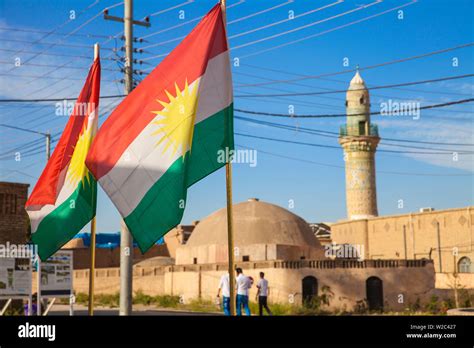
[103,9,151,27]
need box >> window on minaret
[359,121,365,135]
[345,100,348,107]
[360,96,364,104]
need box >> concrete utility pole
[0,124,51,161]
[104,0,150,316]
[45,132,51,161]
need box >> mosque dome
[185,198,321,248]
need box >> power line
[5,0,103,64]
[0,38,114,51]
[0,26,111,39]
[139,0,251,56]
[3,76,473,104]
[236,42,474,88]
[0,72,115,82]
[147,0,194,18]
[234,98,474,118]
[235,144,473,177]
[0,60,118,72]
[239,64,473,98]
[228,0,293,25]
[235,132,474,155]
[229,0,344,40]
[142,0,347,58]
[235,74,474,98]
[1,2,124,98]
[238,0,418,59]
[0,47,96,60]
[235,115,474,149]
[233,0,379,50]
[0,95,124,103]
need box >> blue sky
[0,0,473,233]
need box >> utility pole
[104,0,150,316]
[0,124,51,161]
[45,132,51,161]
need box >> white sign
[39,250,73,298]
[0,257,32,298]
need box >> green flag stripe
[31,177,97,260]
[124,104,234,252]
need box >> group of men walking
[217,268,272,316]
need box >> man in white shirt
[217,273,231,315]
[235,268,251,316]
[256,272,272,316]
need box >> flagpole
[88,216,96,315]
[220,0,236,317]
[88,43,100,316]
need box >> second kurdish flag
[86,4,234,252]
[26,55,100,260]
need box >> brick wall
[0,182,30,245]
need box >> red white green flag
[26,56,101,260]
[86,4,234,252]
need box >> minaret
[339,69,380,220]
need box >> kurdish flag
[86,4,233,253]
[26,56,101,260]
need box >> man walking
[217,272,231,315]
[235,268,251,316]
[256,272,272,316]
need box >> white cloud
[377,116,474,172]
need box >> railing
[340,123,379,137]
[165,259,432,272]
[73,258,433,278]
[275,259,431,269]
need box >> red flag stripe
[26,58,101,206]
[86,4,227,179]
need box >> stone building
[0,181,30,245]
[72,199,437,311]
[331,207,474,288]
[331,71,474,288]
[176,198,324,265]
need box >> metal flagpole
[220,0,236,317]
[37,132,51,316]
[88,43,99,316]
[88,216,97,315]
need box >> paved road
[48,304,220,316]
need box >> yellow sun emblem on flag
[151,79,199,159]
[66,123,94,188]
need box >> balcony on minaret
[339,122,379,137]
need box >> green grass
[74,292,120,308]
[70,291,472,316]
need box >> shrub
[155,295,180,308]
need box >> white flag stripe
[98,51,232,216]
[26,109,98,234]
